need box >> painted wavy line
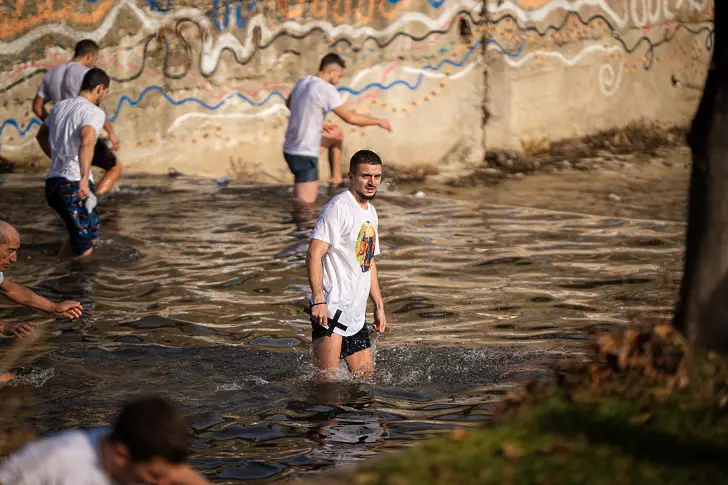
[500,43,624,68]
[165,58,479,133]
[0,0,481,73]
[492,0,711,29]
[0,38,498,137]
[492,11,714,69]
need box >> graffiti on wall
[0,0,715,154]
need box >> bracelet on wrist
[311,302,327,308]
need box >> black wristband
[311,302,327,307]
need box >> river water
[0,174,684,483]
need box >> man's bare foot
[0,372,15,383]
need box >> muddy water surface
[0,174,684,483]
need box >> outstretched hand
[53,301,83,320]
[0,321,38,340]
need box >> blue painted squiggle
[1,40,523,136]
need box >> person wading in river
[44,68,111,259]
[0,220,83,381]
[306,150,387,377]
[32,39,123,196]
[0,395,212,485]
[283,53,392,224]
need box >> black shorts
[312,323,371,360]
[284,153,318,183]
[92,138,118,171]
[37,125,117,171]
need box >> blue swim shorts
[45,177,100,255]
[284,153,318,183]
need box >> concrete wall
[0,1,714,180]
[484,0,714,150]
[0,0,485,180]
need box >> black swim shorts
[37,126,117,171]
[92,138,118,171]
[284,153,318,183]
[312,323,371,360]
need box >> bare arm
[0,278,82,319]
[102,117,120,150]
[32,95,49,121]
[369,260,387,332]
[306,239,330,327]
[77,125,96,199]
[332,105,392,132]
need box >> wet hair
[109,396,189,464]
[349,150,382,174]
[80,68,110,92]
[74,39,100,58]
[319,53,346,72]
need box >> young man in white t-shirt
[306,150,387,377]
[32,39,123,195]
[0,395,212,485]
[44,68,111,259]
[0,221,83,381]
[284,54,393,209]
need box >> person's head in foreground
[348,149,383,202]
[81,67,111,107]
[0,221,20,272]
[74,39,100,68]
[104,396,191,485]
[318,53,346,86]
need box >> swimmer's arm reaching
[370,260,386,333]
[332,105,392,133]
[0,278,83,320]
[77,125,96,200]
[306,239,330,327]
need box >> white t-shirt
[0,427,112,485]
[45,97,106,182]
[0,272,3,285]
[283,75,343,157]
[311,191,380,337]
[37,62,90,104]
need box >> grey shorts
[284,153,318,183]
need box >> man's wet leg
[345,348,374,378]
[94,160,122,195]
[312,332,343,377]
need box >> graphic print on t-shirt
[356,221,377,273]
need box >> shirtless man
[306,150,387,377]
[0,395,212,485]
[0,220,83,381]
[284,53,392,208]
[32,39,123,195]
[44,68,112,259]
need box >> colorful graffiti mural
[0,0,715,167]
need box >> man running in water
[32,39,123,195]
[44,68,111,259]
[0,220,83,381]
[0,395,212,485]
[306,150,387,377]
[284,53,392,208]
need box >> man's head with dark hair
[106,396,191,485]
[348,150,383,202]
[317,53,346,86]
[80,68,110,106]
[73,39,100,67]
